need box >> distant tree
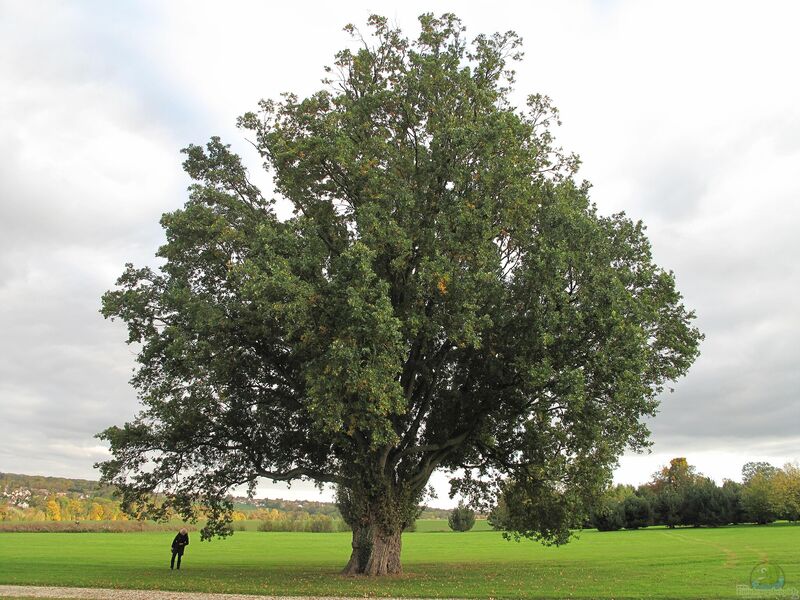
[622,495,653,529]
[772,463,800,522]
[652,488,683,528]
[646,457,719,527]
[609,484,637,501]
[680,478,728,527]
[97,13,702,575]
[592,497,624,531]
[591,485,632,531]
[720,480,746,525]
[741,463,777,525]
[89,502,104,521]
[742,462,778,484]
[650,457,699,493]
[309,514,335,532]
[448,503,476,532]
[45,498,61,521]
[67,499,84,521]
[487,494,509,531]
[57,497,70,520]
[262,509,282,522]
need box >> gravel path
[0,585,393,600]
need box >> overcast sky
[1,0,798,507]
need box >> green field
[1,522,798,598]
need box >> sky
[1,0,799,507]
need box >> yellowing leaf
[437,277,448,295]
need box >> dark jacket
[171,532,189,554]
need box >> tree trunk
[342,522,403,575]
[336,472,421,576]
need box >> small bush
[448,503,476,532]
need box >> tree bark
[342,522,403,575]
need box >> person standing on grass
[170,528,189,570]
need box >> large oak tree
[98,14,702,575]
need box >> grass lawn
[0,522,797,598]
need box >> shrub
[448,503,476,532]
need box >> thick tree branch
[256,466,344,485]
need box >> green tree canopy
[98,13,702,575]
[649,457,700,493]
[741,462,778,524]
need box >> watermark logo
[751,562,786,590]
[737,562,797,599]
